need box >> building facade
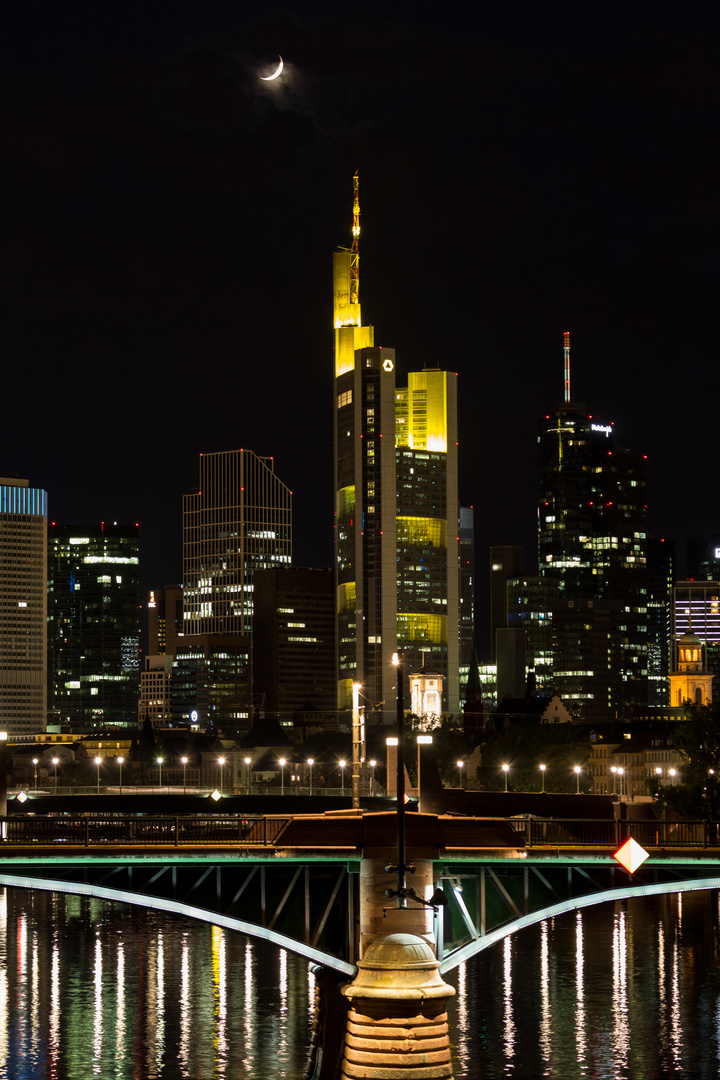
[253,567,336,723]
[48,522,139,729]
[0,478,47,735]
[182,450,292,638]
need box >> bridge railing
[0,815,293,848]
[507,817,720,848]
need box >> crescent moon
[260,57,284,81]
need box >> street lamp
[181,756,188,793]
[52,757,59,796]
[574,765,581,794]
[157,757,163,789]
[669,768,677,786]
[32,758,38,789]
[307,758,314,796]
[279,757,286,796]
[502,763,509,792]
[611,765,618,795]
[339,759,346,795]
[617,766,624,797]
[539,763,546,793]
[218,756,225,796]
[94,756,102,795]
[369,759,377,796]
[117,756,124,795]
[244,756,252,793]
[457,760,464,789]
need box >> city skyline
[4,3,718,621]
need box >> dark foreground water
[1,887,720,1079]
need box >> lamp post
[369,759,377,796]
[539,763,546,793]
[392,651,407,908]
[618,766,624,797]
[611,765,617,795]
[52,757,59,796]
[181,756,188,793]
[457,760,464,789]
[32,758,38,789]
[94,756,102,795]
[417,734,432,801]
[117,756,124,795]
[502,763,509,792]
[307,758,314,796]
[574,765,581,794]
[279,757,286,796]
[669,768,677,786]
[157,757,163,789]
[339,760,346,795]
[218,756,225,796]
[244,757,252,793]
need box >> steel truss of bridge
[1,812,720,975]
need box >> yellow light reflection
[212,925,228,1077]
[539,920,551,1065]
[178,934,190,1072]
[575,911,587,1067]
[93,933,103,1064]
[48,932,60,1073]
[116,943,126,1064]
[502,935,515,1061]
[0,891,8,1065]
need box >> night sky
[4,1,719,639]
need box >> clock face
[383,358,394,372]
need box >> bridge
[1,810,720,976]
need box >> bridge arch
[439,876,720,973]
[0,873,356,977]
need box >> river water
[1,887,719,1079]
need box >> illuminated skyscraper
[537,335,648,721]
[0,478,47,735]
[333,177,460,716]
[49,522,139,728]
[182,449,292,637]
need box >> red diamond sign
[613,837,649,874]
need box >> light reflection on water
[1,889,720,1078]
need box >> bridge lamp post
[339,760,346,795]
[502,763,509,792]
[32,758,38,789]
[279,758,286,796]
[117,756,124,795]
[457,760,464,789]
[307,759,314,796]
[218,756,225,796]
[369,759,377,796]
[157,757,163,789]
[574,765,581,794]
[539,763,546,793]
[244,757,252,793]
[52,757,59,796]
[610,765,617,795]
[181,756,188,794]
[94,756,102,794]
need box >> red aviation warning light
[613,837,650,874]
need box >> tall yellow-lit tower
[333,176,461,717]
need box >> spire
[563,330,571,403]
[350,171,360,310]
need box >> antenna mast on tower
[563,331,571,403]
[350,171,360,310]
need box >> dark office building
[459,507,475,700]
[646,538,675,706]
[253,567,336,723]
[537,341,648,722]
[490,546,524,661]
[148,585,183,657]
[49,523,140,728]
[171,635,251,731]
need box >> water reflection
[2,888,720,1078]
